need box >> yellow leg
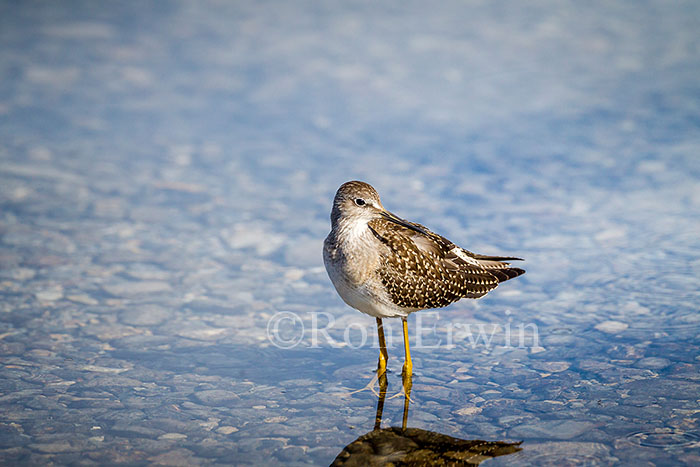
[389,326,414,403]
[373,371,388,430]
[336,320,387,397]
[376,318,388,376]
[402,317,412,376]
[401,372,413,430]
[389,324,414,402]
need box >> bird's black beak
[379,210,430,236]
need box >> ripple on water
[625,430,700,448]
[496,441,616,466]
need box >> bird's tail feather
[490,267,526,282]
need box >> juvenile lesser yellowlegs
[323,181,525,377]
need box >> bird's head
[330,181,429,237]
[330,181,385,226]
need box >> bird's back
[367,217,524,310]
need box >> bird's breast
[323,225,404,317]
[323,228,380,287]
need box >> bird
[323,181,525,378]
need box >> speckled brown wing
[396,219,525,282]
[367,217,511,310]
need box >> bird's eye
[354,198,366,206]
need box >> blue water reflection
[0,0,698,465]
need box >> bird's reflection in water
[332,374,522,466]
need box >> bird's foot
[387,385,414,402]
[388,372,413,402]
[335,371,388,398]
[348,374,380,397]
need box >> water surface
[1,1,699,465]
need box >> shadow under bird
[332,425,522,467]
[323,181,525,377]
[332,371,522,466]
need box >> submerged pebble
[0,1,698,466]
[595,321,629,333]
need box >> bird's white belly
[338,279,399,318]
[325,264,413,318]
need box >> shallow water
[1,1,699,465]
